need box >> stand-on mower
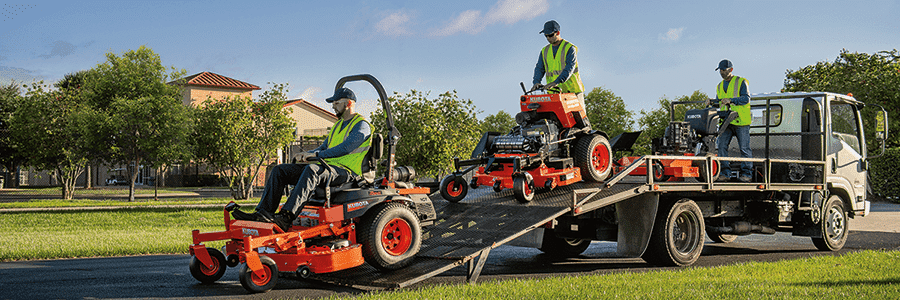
[188,75,437,293]
[614,100,737,182]
[439,83,614,203]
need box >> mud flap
[616,193,659,257]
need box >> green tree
[370,90,481,178]
[783,49,900,148]
[9,82,91,199]
[584,86,634,140]
[193,83,294,200]
[0,81,23,188]
[481,110,516,134]
[82,46,189,201]
[634,91,709,155]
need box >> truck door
[827,100,866,208]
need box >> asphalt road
[1,202,898,300]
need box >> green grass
[1,187,200,195]
[0,207,232,261]
[339,250,900,299]
[0,198,256,209]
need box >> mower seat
[309,133,383,204]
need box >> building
[177,71,260,106]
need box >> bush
[868,147,900,202]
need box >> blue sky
[2,0,898,118]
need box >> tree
[82,46,188,201]
[634,91,709,155]
[584,86,635,140]
[370,90,482,178]
[193,83,294,200]
[481,110,516,134]
[9,82,91,199]
[0,81,24,188]
[783,49,900,148]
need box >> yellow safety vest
[717,76,751,126]
[323,113,371,175]
[541,39,584,94]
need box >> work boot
[272,211,295,232]
[715,176,731,182]
[231,209,258,221]
[739,175,752,183]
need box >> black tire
[651,160,670,183]
[811,195,849,251]
[239,255,278,293]
[574,134,613,182]
[439,175,468,203]
[539,229,591,257]
[642,199,705,267]
[697,157,719,183]
[359,203,422,270]
[513,174,535,203]
[708,233,737,243]
[189,247,227,284]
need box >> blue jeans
[256,163,354,215]
[717,124,752,178]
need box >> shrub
[868,147,900,202]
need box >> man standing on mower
[232,87,372,231]
[711,59,752,183]
[531,20,586,109]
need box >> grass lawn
[0,198,256,209]
[1,186,201,195]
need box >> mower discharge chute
[188,74,437,293]
[439,83,613,203]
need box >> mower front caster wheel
[439,175,468,203]
[239,255,278,293]
[189,247,227,284]
[513,174,535,203]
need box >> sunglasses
[544,33,556,37]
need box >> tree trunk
[128,162,138,202]
[85,161,93,189]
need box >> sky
[1,0,898,119]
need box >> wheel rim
[199,257,220,276]
[250,265,272,286]
[445,180,463,197]
[563,238,583,246]
[825,206,845,241]
[382,218,413,256]
[591,143,611,173]
[673,211,700,254]
[524,178,533,196]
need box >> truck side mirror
[875,111,887,142]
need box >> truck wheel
[539,229,591,257]
[811,195,849,251]
[189,247,227,284]
[239,255,277,293]
[439,175,468,203]
[574,134,613,182]
[513,174,535,203]
[642,199,705,267]
[708,233,737,243]
[359,203,422,270]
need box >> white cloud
[376,11,414,37]
[659,27,685,42]
[431,0,548,37]
[485,0,549,25]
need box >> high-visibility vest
[323,113,371,175]
[717,76,751,126]
[541,39,584,94]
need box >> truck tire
[642,199,705,267]
[811,195,849,251]
[359,203,422,270]
[539,229,591,257]
[439,175,468,203]
[574,134,613,182]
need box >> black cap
[716,59,733,71]
[325,87,356,103]
[540,20,560,34]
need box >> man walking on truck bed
[531,20,586,109]
[712,59,752,183]
[232,87,372,231]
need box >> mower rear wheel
[574,134,613,182]
[189,247,227,284]
[696,157,719,183]
[239,255,277,293]
[359,203,422,270]
[513,174,535,203]
[439,175,468,203]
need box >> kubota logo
[242,228,259,236]
[531,96,551,103]
[347,200,369,212]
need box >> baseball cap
[540,20,560,34]
[325,87,356,103]
[716,59,733,71]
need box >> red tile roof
[179,72,260,90]
[284,99,338,120]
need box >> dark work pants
[255,163,354,215]
[717,124,753,179]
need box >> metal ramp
[311,180,644,288]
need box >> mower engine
[492,119,560,153]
